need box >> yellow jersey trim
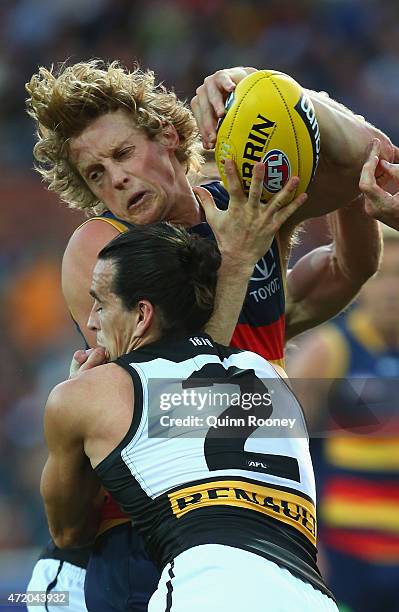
[168,479,316,545]
[269,357,285,369]
[77,216,129,234]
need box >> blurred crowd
[1,0,399,171]
[1,0,399,578]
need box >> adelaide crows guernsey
[95,335,333,599]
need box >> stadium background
[0,0,398,607]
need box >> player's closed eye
[116,147,134,159]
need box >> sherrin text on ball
[215,70,321,202]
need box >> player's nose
[87,306,99,331]
[110,166,130,190]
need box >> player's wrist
[218,251,254,277]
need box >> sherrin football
[215,70,321,202]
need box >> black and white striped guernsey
[95,334,334,600]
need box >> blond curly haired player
[26,60,394,611]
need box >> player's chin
[104,347,117,362]
[127,198,166,225]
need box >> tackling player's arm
[62,219,121,348]
[284,195,381,340]
[40,375,103,549]
[288,89,396,225]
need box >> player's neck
[126,329,162,354]
[166,183,203,227]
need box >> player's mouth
[128,191,149,209]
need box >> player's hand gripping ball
[215,70,321,202]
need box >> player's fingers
[192,86,219,149]
[192,69,255,148]
[69,349,88,378]
[223,66,257,85]
[79,347,107,371]
[247,162,265,208]
[393,145,399,164]
[192,186,218,222]
[73,349,89,364]
[360,171,389,205]
[363,194,388,220]
[224,159,246,208]
[359,140,380,192]
[203,72,235,117]
[364,137,380,161]
[379,160,399,183]
[190,95,212,148]
[272,192,307,227]
[212,69,238,91]
[190,95,203,139]
[267,176,300,211]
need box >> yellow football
[215,70,320,202]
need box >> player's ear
[160,123,179,151]
[133,299,155,338]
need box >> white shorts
[26,559,87,612]
[149,545,338,612]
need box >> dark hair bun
[180,234,221,308]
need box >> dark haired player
[41,223,338,611]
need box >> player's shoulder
[65,216,124,259]
[47,364,132,421]
[69,362,131,392]
[62,216,126,291]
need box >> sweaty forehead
[92,259,115,298]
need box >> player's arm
[62,219,121,348]
[198,161,307,344]
[288,89,395,224]
[284,195,381,341]
[191,67,395,222]
[360,138,399,231]
[41,378,103,548]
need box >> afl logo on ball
[262,149,291,193]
